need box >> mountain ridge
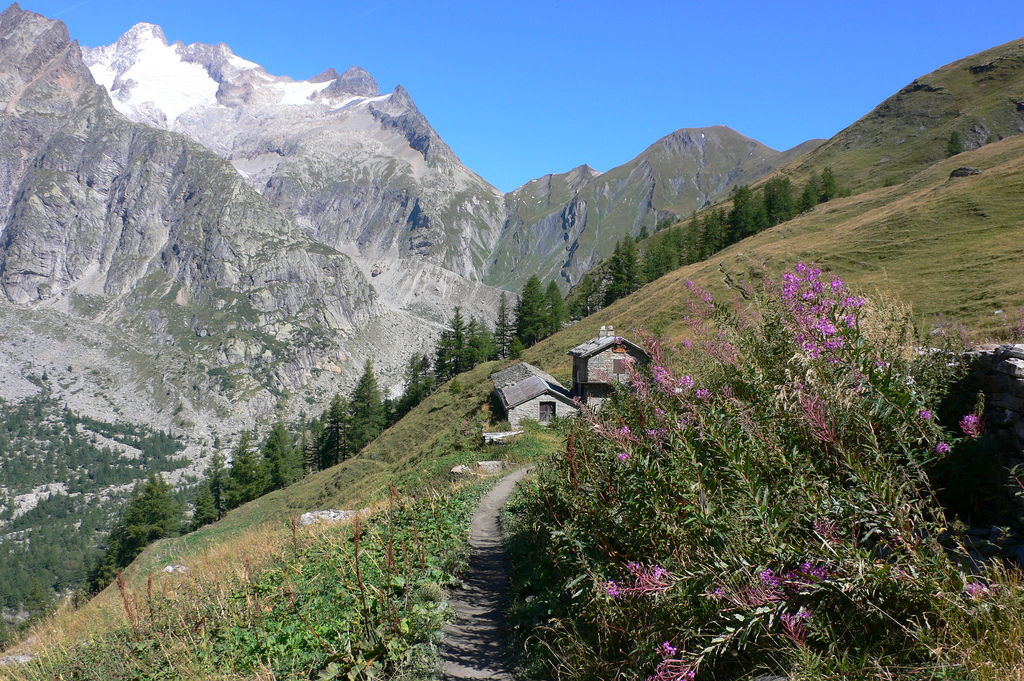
[78,19,814,295]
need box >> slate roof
[491,362,573,409]
[566,335,647,359]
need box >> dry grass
[927,566,1024,680]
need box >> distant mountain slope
[785,36,1024,191]
[526,134,1024,381]
[488,127,823,291]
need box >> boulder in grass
[298,508,371,526]
[949,166,983,178]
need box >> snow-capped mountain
[82,24,508,299]
[83,23,385,130]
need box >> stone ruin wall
[967,344,1024,457]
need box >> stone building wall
[507,394,576,428]
[579,346,647,384]
[967,343,1024,455]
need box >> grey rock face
[82,26,508,284]
[0,4,387,420]
[322,66,378,97]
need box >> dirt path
[441,467,531,680]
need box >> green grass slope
[570,133,1024,352]
[784,36,1024,191]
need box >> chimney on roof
[599,325,614,338]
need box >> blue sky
[21,0,1024,192]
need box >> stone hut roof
[491,362,572,410]
[567,326,647,359]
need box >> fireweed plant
[506,265,1015,680]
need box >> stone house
[567,326,649,408]
[491,362,578,427]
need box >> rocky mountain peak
[321,65,378,98]
[309,67,340,83]
[388,83,418,111]
[0,3,94,116]
[119,22,168,47]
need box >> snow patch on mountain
[85,23,220,125]
[82,22,366,127]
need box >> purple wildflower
[608,563,675,598]
[964,582,989,598]
[936,442,951,454]
[696,389,711,400]
[660,641,678,658]
[918,409,933,421]
[960,414,984,439]
[618,452,630,462]
[606,581,620,597]
[781,610,810,646]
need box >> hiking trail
[441,467,530,680]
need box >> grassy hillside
[781,36,1024,192]
[564,132,1024,354]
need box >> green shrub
[506,265,1005,680]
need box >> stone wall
[966,343,1024,455]
[507,394,577,428]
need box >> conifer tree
[398,353,434,418]
[207,451,226,518]
[260,422,301,492]
[819,166,840,203]
[509,337,525,359]
[604,236,642,306]
[225,432,265,509]
[763,176,797,226]
[348,360,385,453]
[515,276,547,347]
[191,482,218,530]
[318,394,349,470]
[90,474,183,589]
[304,418,323,474]
[435,307,470,381]
[494,292,514,359]
[467,317,497,365]
[544,280,568,336]
[946,130,964,157]
[569,273,602,319]
[727,184,768,242]
[799,171,821,212]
